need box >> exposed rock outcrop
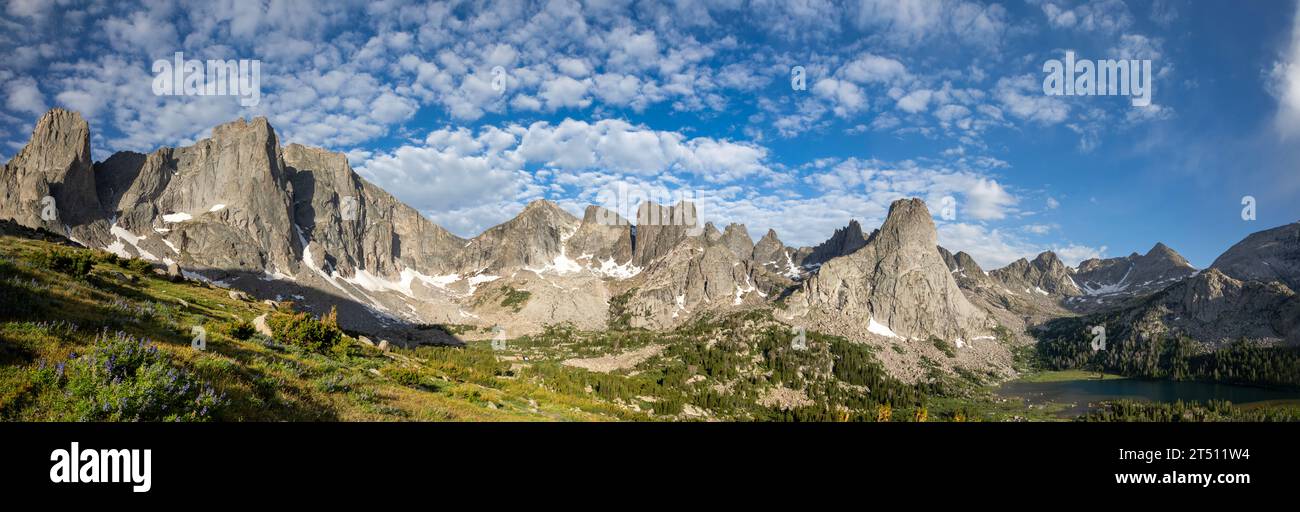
[990,251,1082,298]
[785,198,992,342]
[1211,222,1300,292]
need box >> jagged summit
[799,218,867,267]
[786,198,991,345]
[1071,242,1196,303]
[990,250,1081,297]
[460,198,579,272]
[716,223,754,260]
[1,108,103,235]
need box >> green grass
[0,235,628,422]
[1015,369,1127,383]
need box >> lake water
[996,377,1300,417]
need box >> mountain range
[3,109,1298,380]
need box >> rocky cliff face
[1,109,107,242]
[458,199,579,273]
[1211,222,1300,292]
[564,205,634,266]
[632,201,699,267]
[989,251,1082,298]
[797,219,867,267]
[784,199,991,343]
[1086,268,1299,347]
[717,223,754,261]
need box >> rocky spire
[786,198,990,341]
[716,223,754,260]
[632,200,699,267]
[565,204,634,264]
[1,108,104,238]
[800,219,867,266]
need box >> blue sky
[3,0,1299,269]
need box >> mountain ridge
[5,109,1299,383]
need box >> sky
[2,0,1299,269]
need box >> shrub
[931,337,956,358]
[124,258,154,274]
[500,287,531,312]
[388,367,425,387]
[217,319,256,341]
[29,331,225,421]
[31,247,94,277]
[266,307,344,352]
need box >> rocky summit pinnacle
[785,198,991,344]
[1,109,105,239]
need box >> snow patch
[595,258,641,279]
[867,316,900,339]
[107,224,158,261]
[162,212,192,223]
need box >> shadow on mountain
[2,220,463,348]
[192,267,467,348]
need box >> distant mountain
[459,199,578,273]
[1068,243,1197,308]
[989,251,1082,298]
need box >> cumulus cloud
[854,0,1008,48]
[5,76,46,116]
[356,118,774,236]
[995,74,1069,125]
[1038,0,1133,33]
[1271,4,1300,138]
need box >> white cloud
[1271,4,1300,138]
[356,118,774,236]
[369,91,418,124]
[962,177,1016,220]
[896,89,933,113]
[854,0,1008,48]
[1039,0,1133,33]
[539,75,593,110]
[995,74,1069,125]
[937,223,1038,269]
[1052,243,1107,266]
[812,78,868,117]
[938,223,1104,269]
[840,53,909,84]
[5,76,46,116]
[803,157,1019,222]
